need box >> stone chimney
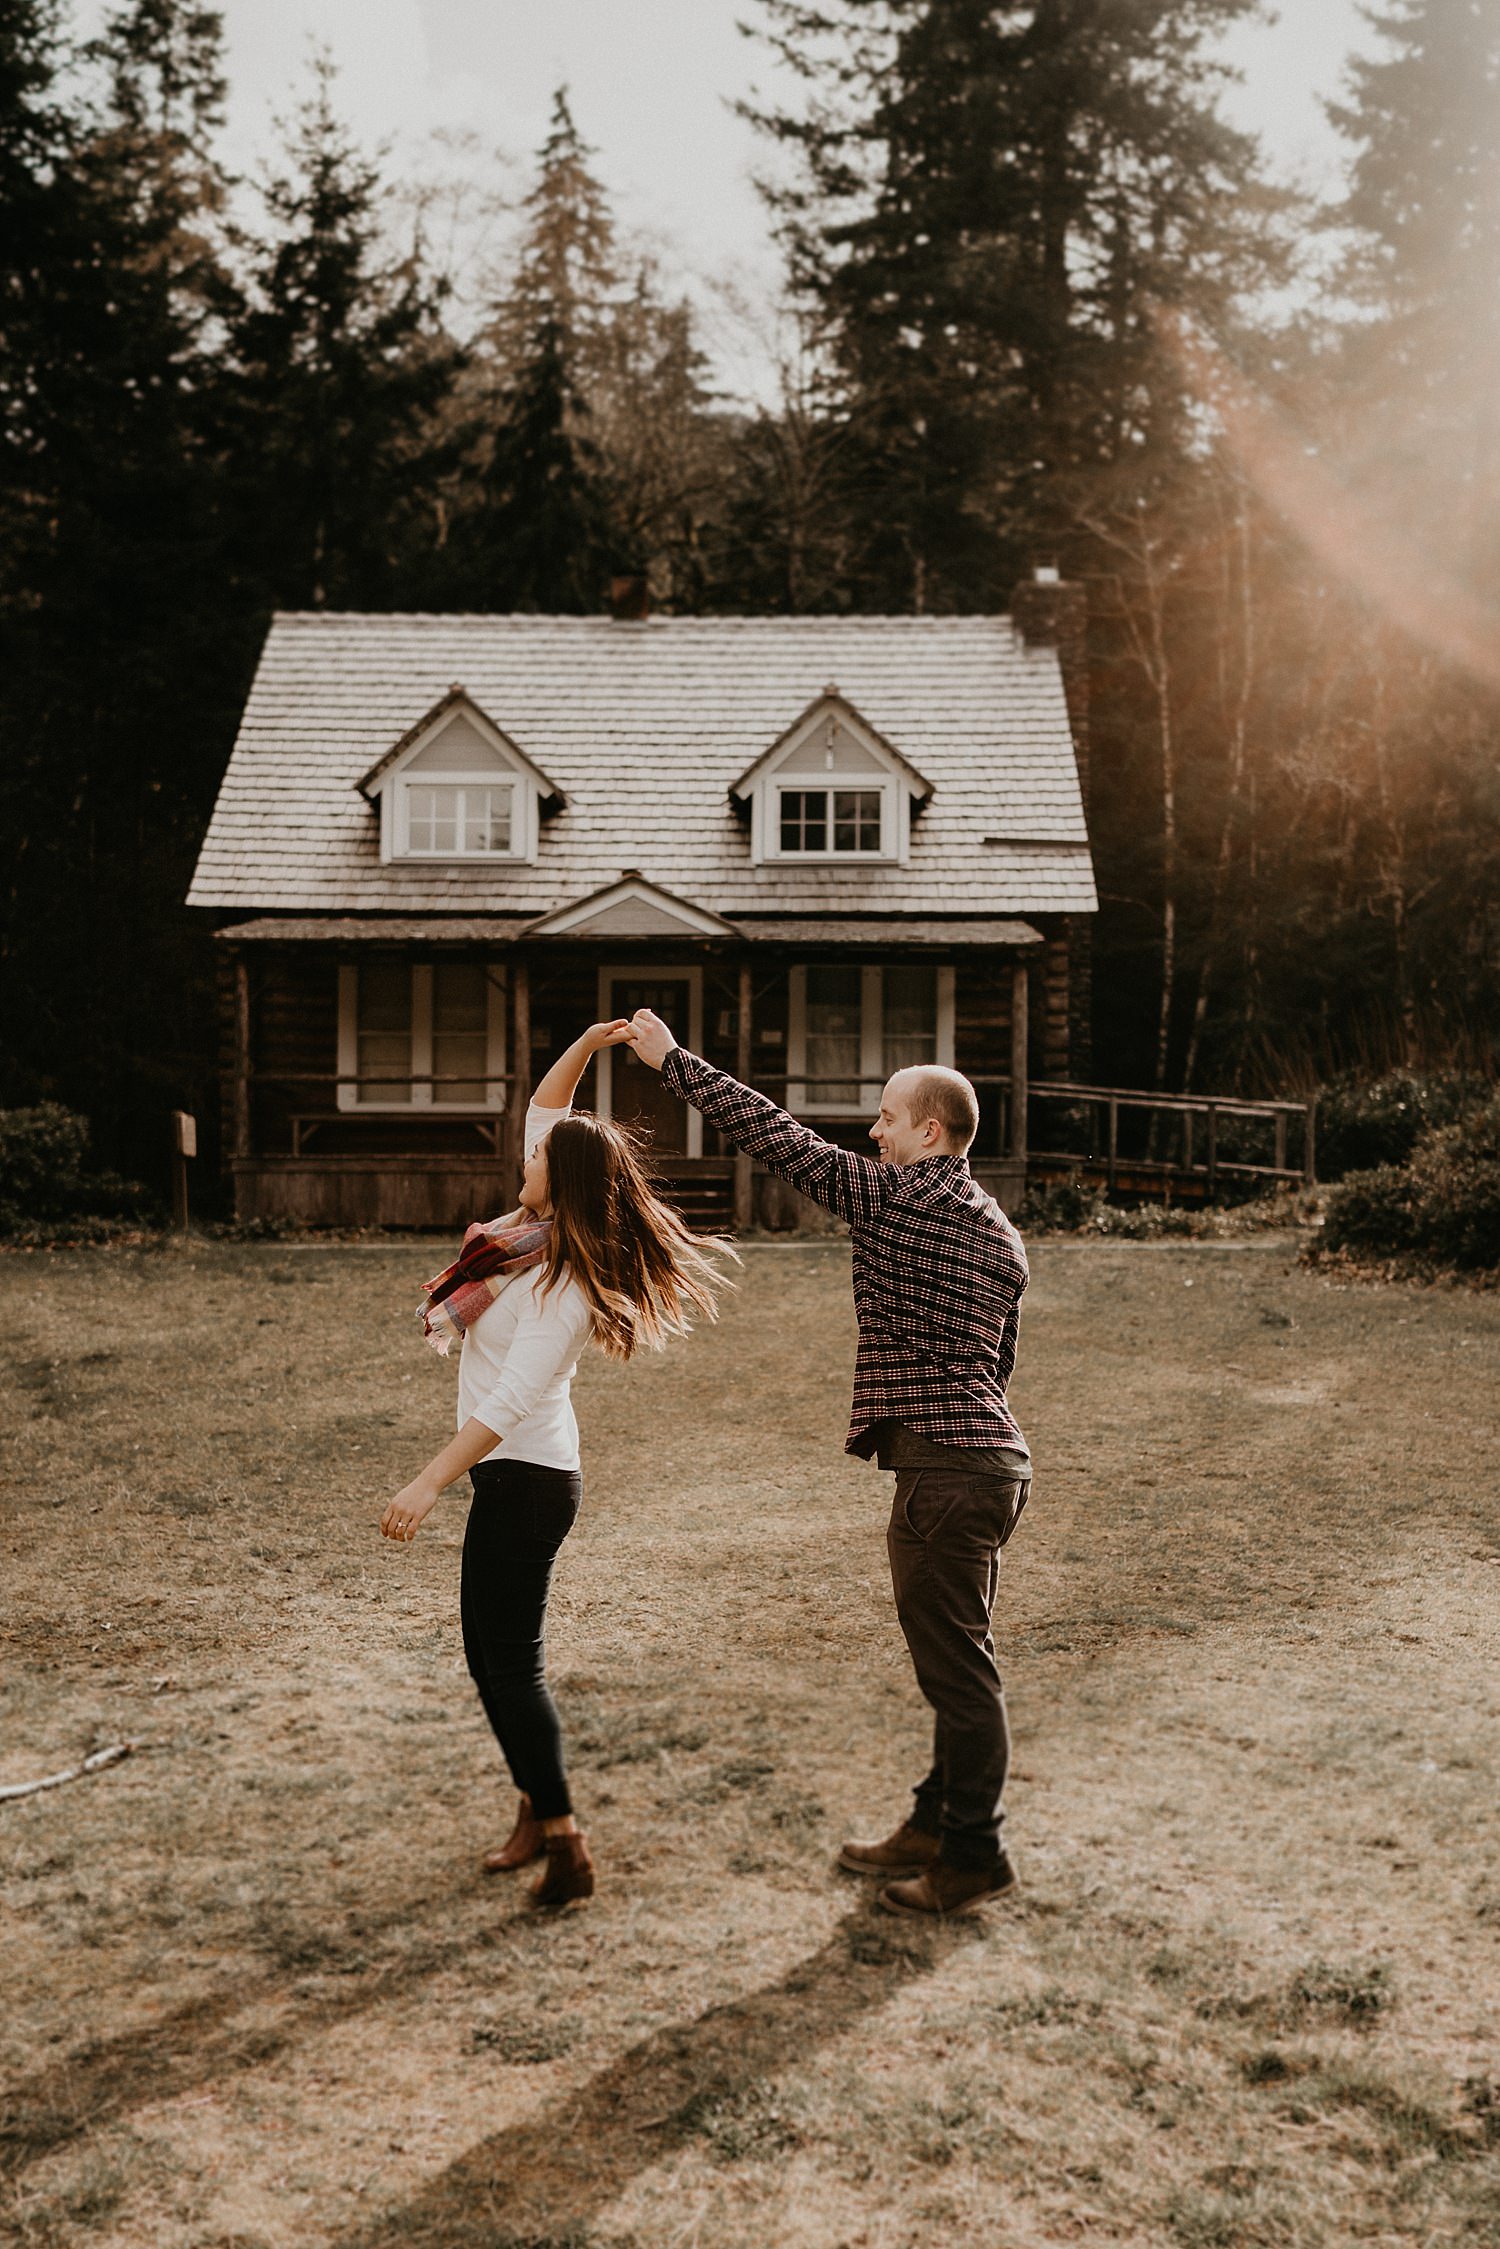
[1010,564,1089,811]
[1009,563,1093,1083]
[608,574,650,622]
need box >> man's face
[870,1074,941,1166]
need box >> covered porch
[217,901,1050,1231]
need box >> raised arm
[531,1019,633,1111]
[627,1009,887,1225]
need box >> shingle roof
[187,613,1096,918]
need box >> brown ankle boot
[482,1793,543,1874]
[838,1821,942,1877]
[530,1830,595,1907]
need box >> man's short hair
[896,1066,980,1153]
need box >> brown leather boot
[530,1829,595,1907]
[880,1851,1018,1917]
[837,1821,942,1877]
[481,1793,543,1874]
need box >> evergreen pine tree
[1330,0,1500,587]
[0,0,247,1163]
[504,86,616,370]
[443,87,619,609]
[746,0,1285,607]
[229,52,462,610]
[476,315,614,610]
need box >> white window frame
[337,960,508,1113]
[787,962,955,1116]
[594,965,705,1158]
[737,697,919,867]
[395,775,520,861]
[768,781,894,863]
[371,704,544,865]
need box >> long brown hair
[538,1113,736,1361]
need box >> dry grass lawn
[1,1233,1498,2249]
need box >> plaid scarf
[417,1211,554,1356]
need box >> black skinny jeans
[461,1458,582,1821]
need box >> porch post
[504,956,532,1197]
[1009,958,1029,1169]
[232,953,252,1160]
[734,956,754,1232]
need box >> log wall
[219,933,1079,1226]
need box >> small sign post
[171,1110,197,1230]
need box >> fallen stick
[0,1741,136,1803]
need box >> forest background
[2,0,1496,1196]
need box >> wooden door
[605,974,695,1155]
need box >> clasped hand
[624,1008,676,1070]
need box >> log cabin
[187,573,1095,1230]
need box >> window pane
[780,789,827,851]
[432,962,488,1103]
[407,783,460,852]
[883,964,937,1074]
[357,962,412,1101]
[460,786,512,853]
[833,790,882,852]
[805,964,862,1103]
[481,787,511,852]
[406,785,435,853]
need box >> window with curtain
[346,961,502,1108]
[356,960,413,1105]
[804,965,864,1103]
[789,962,951,1113]
[882,963,938,1073]
[430,963,488,1102]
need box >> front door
[601,973,698,1155]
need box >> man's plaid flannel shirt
[661,1048,1028,1459]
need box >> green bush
[1322,1092,1500,1271]
[1315,1070,1486,1179]
[0,1103,153,1236]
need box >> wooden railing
[235,1068,1316,1201]
[1027,1080,1316,1193]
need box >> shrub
[0,1103,153,1236]
[1320,1163,1417,1260]
[1018,1174,1105,1230]
[1322,1091,1500,1272]
[1315,1069,1486,1180]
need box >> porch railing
[233,1069,1316,1196]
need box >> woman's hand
[379,1421,507,1542]
[532,1021,633,1110]
[381,1477,440,1543]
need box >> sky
[75,0,1378,397]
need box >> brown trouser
[887,1466,1030,1870]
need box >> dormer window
[731,689,932,866]
[358,685,564,866]
[778,786,884,855]
[402,778,514,857]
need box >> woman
[380,1019,730,1907]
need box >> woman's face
[520,1139,551,1216]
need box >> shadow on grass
[324,1902,983,2249]
[0,1898,480,2186]
[1,1879,980,2242]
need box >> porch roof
[215,913,1045,949]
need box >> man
[626,1008,1031,1917]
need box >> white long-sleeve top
[456,1100,593,1470]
